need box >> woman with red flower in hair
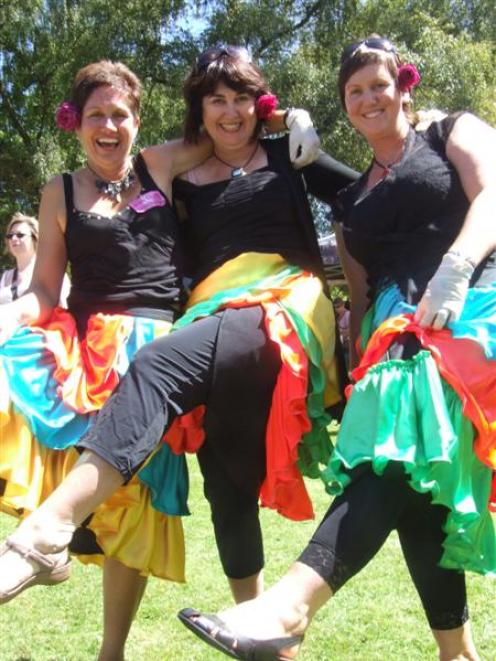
[178,36,496,661]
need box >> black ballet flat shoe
[178,607,303,660]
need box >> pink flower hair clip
[397,64,421,93]
[255,93,278,120]
[55,101,80,131]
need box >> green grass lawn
[0,455,494,660]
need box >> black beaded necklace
[87,163,136,202]
[213,144,259,178]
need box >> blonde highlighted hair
[4,213,39,253]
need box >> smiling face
[201,82,257,152]
[344,62,407,141]
[76,85,139,176]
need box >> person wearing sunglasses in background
[0,213,70,305]
[178,35,496,661]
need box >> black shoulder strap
[133,152,155,190]
[62,173,75,217]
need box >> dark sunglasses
[341,37,397,64]
[6,232,30,240]
[196,45,252,70]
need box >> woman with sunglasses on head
[164,44,357,603]
[0,44,356,632]
[178,36,496,661]
[0,54,339,656]
[0,213,70,305]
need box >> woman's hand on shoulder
[285,109,321,168]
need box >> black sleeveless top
[335,114,496,304]
[64,153,184,325]
[173,156,311,286]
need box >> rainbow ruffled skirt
[145,252,342,522]
[0,308,188,580]
[322,282,496,576]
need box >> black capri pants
[298,465,468,630]
[78,305,281,579]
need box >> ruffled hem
[0,410,79,515]
[356,283,496,476]
[0,309,188,578]
[83,472,185,581]
[324,350,495,576]
[161,253,340,521]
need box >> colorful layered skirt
[322,282,496,576]
[0,308,188,580]
[143,252,341,522]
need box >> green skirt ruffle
[322,350,495,576]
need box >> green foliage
[1,0,495,242]
[0,0,189,235]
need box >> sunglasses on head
[6,232,30,240]
[196,45,252,70]
[341,37,397,64]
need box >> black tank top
[335,114,496,303]
[64,153,184,324]
[173,160,310,286]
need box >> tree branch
[256,0,325,55]
[0,79,33,147]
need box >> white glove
[414,251,474,330]
[285,109,320,168]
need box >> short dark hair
[71,60,142,116]
[183,46,271,143]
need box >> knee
[206,486,259,527]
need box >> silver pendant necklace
[213,144,259,178]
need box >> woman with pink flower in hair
[0,52,357,658]
[0,59,220,660]
[178,36,496,660]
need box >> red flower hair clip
[55,101,80,131]
[397,64,421,92]
[255,93,278,120]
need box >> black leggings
[78,306,280,579]
[298,465,468,630]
